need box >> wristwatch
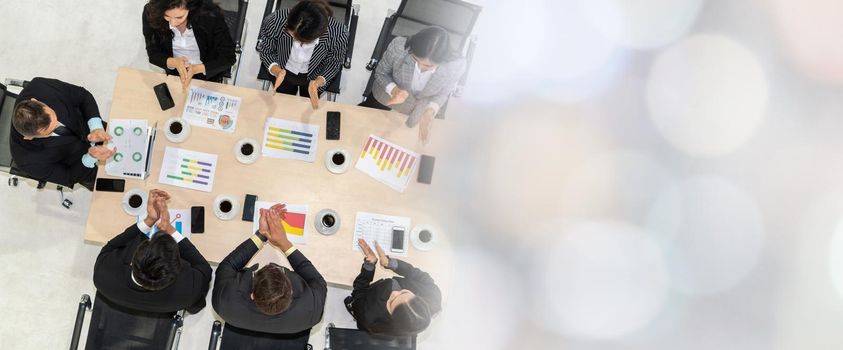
[254,230,268,242]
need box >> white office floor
[0,0,456,348]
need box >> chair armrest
[454,35,478,98]
[69,294,92,350]
[208,321,222,350]
[233,0,249,54]
[366,14,396,71]
[344,4,360,69]
[164,313,184,350]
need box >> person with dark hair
[93,189,212,314]
[257,0,348,109]
[142,0,236,90]
[9,78,115,190]
[212,203,327,339]
[346,240,442,336]
[360,26,467,144]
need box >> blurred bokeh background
[434,0,843,348]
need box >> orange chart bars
[355,135,420,192]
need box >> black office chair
[218,0,249,84]
[207,320,313,350]
[255,0,360,101]
[361,0,482,119]
[0,79,80,207]
[70,293,185,350]
[323,323,416,350]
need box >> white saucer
[164,118,191,143]
[324,148,350,174]
[213,195,240,220]
[122,189,147,217]
[234,138,260,165]
[411,225,437,251]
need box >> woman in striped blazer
[360,27,466,144]
[258,0,348,108]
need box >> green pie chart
[114,126,124,136]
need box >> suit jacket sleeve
[393,259,442,314]
[94,224,144,270]
[312,23,349,92]
[373,37,403,98]
[178,238,212,313]
[212,236,259,313]
[202,14,237,78]
[288,250,328,325]
[351,263,375,300]
[24,160,96,189]
[258,11,285,71]
[142,6,170,71]
[46,78,100,120]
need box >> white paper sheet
[157,146,218,192]
[252,201,309,244]
[355,135,419,192]
[182,86,241,133]
[352,211,411,257]
[261,117,320,162]
[105,119,151,178]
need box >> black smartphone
[191,206,205,233]
[391,226,405,253]
[94,178,126,192]
[153,82,175,110]
[242,194,257,221]
[417,155,435,184]
[326,111,341,140]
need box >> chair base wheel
[8,177,18,187]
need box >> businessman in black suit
[212,203,327,340]
[10,78,115,190]
[93,189,212,314]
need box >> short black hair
[405,26,454,64]
[285,0,332,42]
[369,296,432,336]
[132,232,182,291]
[13,100,51,137]
[253,264,293,315]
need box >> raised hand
[272,65,287,95]
[373,241,390,268]
[418,108,435,145]
[358,239,378,264]
[308,76,326,110]
[387,87,409,106]
[88,145,116,161]
[87,129,112,143]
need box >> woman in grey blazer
[360,27,466,143]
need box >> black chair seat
[84,292,178,350]
[327,327,416,350]
[219,323,311,350]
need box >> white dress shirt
[169,25,203,66]
[270,38,319,75]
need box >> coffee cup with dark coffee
[128,194,143,209]
[219,200,233,213]
[235,138,260,164]
[321,214,336,228]
[419,230,432,243]
[325,148,350,174]
[165,118,191,143]
[314,209,340,235]
[331,152,345,166]
[214,195,240,220]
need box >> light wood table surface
[85,67,453,291]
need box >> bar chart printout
[261,117,320,162]
[252,201,309,244]
[355,135,419,192]
[158,146,219,192]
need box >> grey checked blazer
[258,9,348,93]
[372,37,466,127]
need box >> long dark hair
[285,0,333,42]
[367,296,433,336]
[405,26,457,64]
[145,0,223,41]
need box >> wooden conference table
[84,67,453,291]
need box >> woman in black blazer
[346,240,442,336]
[142,0,235,88]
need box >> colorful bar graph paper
[158,146,218,192]
[355,135,419,192]
[262,118,320,162]
[252,202,309,244]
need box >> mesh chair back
[392,0,481,52]
[328,327,416,350]
[0,84,16,169]
[219,323,310,350]
[84,292,177,350]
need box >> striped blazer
[258,9,348,92]
[372,37,466,127]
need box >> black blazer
[350,260,442,333]
[142,3,236,82]
[212,236,327,334]
[93,224,213,314]
[9,78,99,187]
[257,9,348,92]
